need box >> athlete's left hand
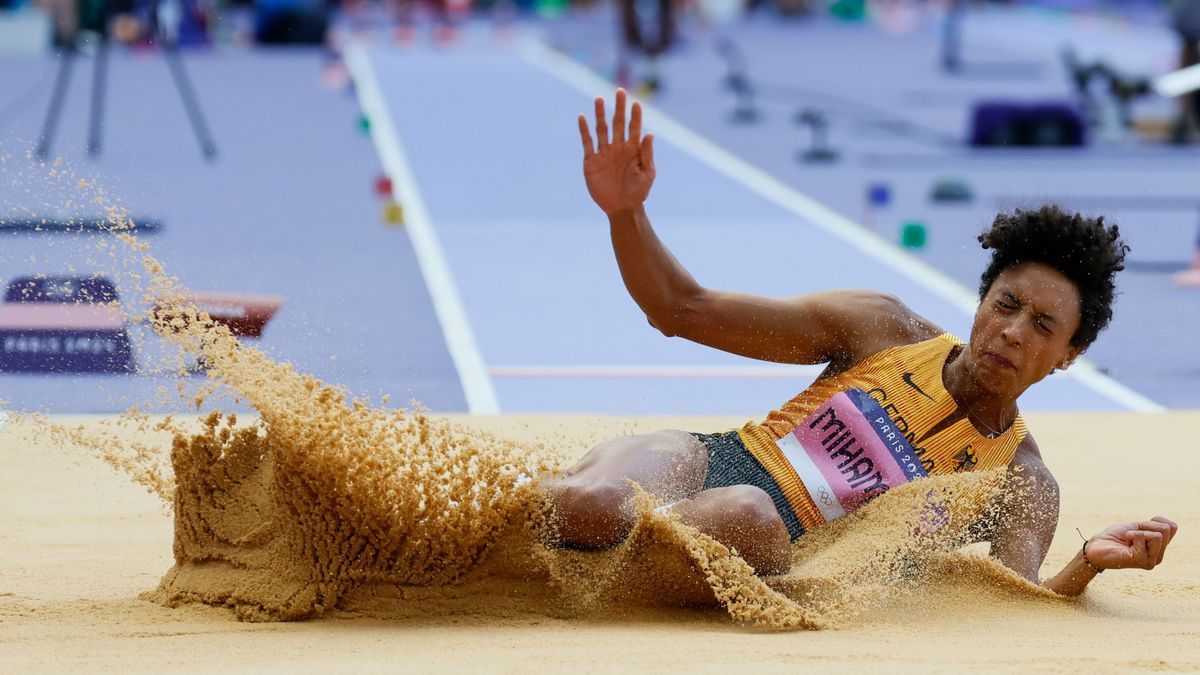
[578,89,656,216]
[1086,516,1179,571]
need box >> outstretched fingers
[594,97,609,150]
[584,91,648,158]
[578,114,594,157]
[639,133,656,174]
[613,88,627,144]
[630,100,642,143]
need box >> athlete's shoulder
[1010,432,1057,483]
[822,293,943,375]
[847,293,942,354]
[1004,432,1061,525]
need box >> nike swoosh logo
[902,372,934,401]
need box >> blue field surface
[1,4,1197,415]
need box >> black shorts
[691,430,806,541]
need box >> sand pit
[2,410,1198,672]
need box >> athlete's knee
[544,479,635,550]
[703,486,792,574]
[643,429,700,447]
[718,486,787,535]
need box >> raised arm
[988,436,1179,596]
[579,90,933,366]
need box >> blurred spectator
[388,0,459,45]
[1171,0,1200,142]
[1173,227,1200,287]
[256,0,331,43]
[33,0,212,47]
[620,0,672,58]
[36,0,79,45]
[615,0,677,91]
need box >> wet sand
[2,411,1198,672]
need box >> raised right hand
[578,88,656,216]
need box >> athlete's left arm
[987,434,1179,597]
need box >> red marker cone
[374,174,393,198]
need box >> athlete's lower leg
[664,485,792,575]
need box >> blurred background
[0,0,1198,417]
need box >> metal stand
[717,38,759,124]
[87,19,109,157]
[34,0,217,162]
[164,40,218,160]
[34,48,75,160]
[795,109,838,163]
[1062,47,1151,141]
[941,0,964,73]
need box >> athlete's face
[967,261,1083,396]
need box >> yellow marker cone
[383,200,405,226]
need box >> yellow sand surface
[2,411,1198,673]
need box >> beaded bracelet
[1075,527,1104,574]
[1081,539,1104,574]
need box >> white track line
[490,364,826,378]
[344,45,499,414]
[517,37,1165,414]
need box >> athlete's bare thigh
[555,429,708,500]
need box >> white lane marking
[344,45,500,414]
[517,37,1166,414]
[489,364,825,378]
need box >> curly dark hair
[977,205,1129,349]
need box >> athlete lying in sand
[544,89,1178,595]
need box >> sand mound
[6,411,1198,671]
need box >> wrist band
[1081,539,1104,574]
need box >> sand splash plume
[140,291,563,620]
[15,171,1056,629]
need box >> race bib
[777,388,928,524]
